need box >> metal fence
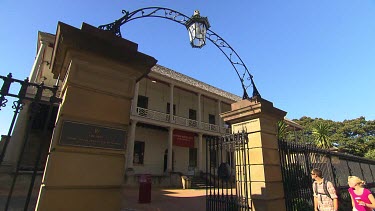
[206,132,252,211]
[0,73,61,210]
[279,139,375,211]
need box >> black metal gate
[206,131,252,211]
[0,73,61,210]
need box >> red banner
[173,130,195,148]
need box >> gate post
[221,97,287,211]
[35,22,156,210]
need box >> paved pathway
[121,187,206,211]
[1,173,206,211]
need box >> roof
[284,117,304,130]
[151,65,242,102]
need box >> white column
[131,82,139,114]
[3,41,48,170]
[126,120,137,172]
[169,84,174,123]
[29,41,47,83]
[167,127,174,172]
[197,93,202,128]
[2,102,31,170]
[197,133,203,172]
[217,100,222,132]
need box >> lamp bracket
[98,7,261,99]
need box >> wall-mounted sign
[173,130,195,148]
[59,121,126,150]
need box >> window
[137,95,148,109]
[133,141,145,165]
[188,109,198,127]
[209,114,216,125]
[189,109,197,120]
[166,103,176,115]
[189,148,197,167]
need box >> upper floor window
[189,109,197,120]
[137,95,148,109]
[209,114,216,125]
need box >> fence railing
[279,139,375,211]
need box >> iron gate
[0,73,61,210]
[206,131,252,211]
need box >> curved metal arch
[98,7,261,99]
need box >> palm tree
[312,123,332,149]
[277,120,289,140]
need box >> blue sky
[1,0,375,135]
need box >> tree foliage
[290,116,375,158]
[365,149,375,160]
[277,120,289,140]
[312,123,332,149]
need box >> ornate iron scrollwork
[98,7,261,99]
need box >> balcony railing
[136,107,170,122]
[134,107,230,134]
[174,116,199,128]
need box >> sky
[1,0,375,135]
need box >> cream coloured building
[126,64,241,176]
[2,31,241,182]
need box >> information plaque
[59,121,126,150]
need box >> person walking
[311,168,338,211]
[348,176,375,211]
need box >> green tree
[277,120,289,140]
[312,122,332,149]
[365,149,375,160]
[292,116,375,159]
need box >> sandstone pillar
[220,97,287,211]
[35,22,157,211]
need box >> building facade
[2,31,242,180]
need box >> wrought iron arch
[98,7,261,99]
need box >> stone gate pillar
[220,97,287,211]
[35,22,157,210]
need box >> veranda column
[35,22,156,211]
[131,82,140,114]
[29,40,47,83]
[167,127,174,172]
[126,120,137,173]
[217,100,222,132]
[169,84,174,122]
[2,102,31,170]
[2,39,47,170]
[197,93,202,128]
[221,97,287,211]
[197,133,203,172]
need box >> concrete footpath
[0,173,206,211]
[121,187,206,211]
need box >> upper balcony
[132,107,231,134]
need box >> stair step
[189,176,213,189]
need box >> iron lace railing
[134,107,229,133]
